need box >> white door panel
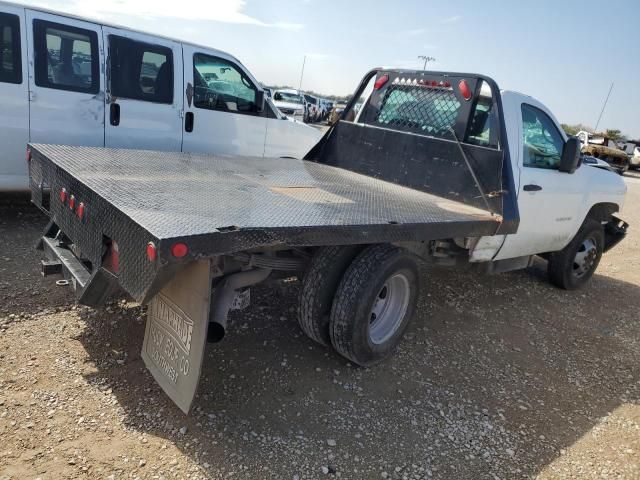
[494,100,583,260]
[26,11,104,148]
[0,6,29,190]
[103,27,182,151]
[182,45,266,157]
[264,118,322,158]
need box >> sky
[19,0,640,138]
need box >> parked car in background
[576,131,630,175]
[630,144,640,170]
[304,94,321,122]
[272,89,306,122]
[0,1,322,191]
[328,102,347,125]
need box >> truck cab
[334,69,627,281]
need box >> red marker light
[171,242,189,258]
[60,188,67,204]
[444,81,452,88]
[373,74,389,90]
[76,202,85,220]
[111,241,120,273]
[26,147,32,162]
[69,195,76,210]
[146,242,158,262]
[458,79,472,101]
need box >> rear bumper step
[40,234,119,306]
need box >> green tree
[605,129,625,142]
[561,123,579,136]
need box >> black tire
[329,244,419,366]
[547,218,604,290]
[298,246,363,346]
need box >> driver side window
[193,53,258,114]
[521,104,564,169]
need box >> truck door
[493,100,586,260]
[0,7,29,191]
[103,28,182,151]
[26,10,104,148]
[182,45,266,157]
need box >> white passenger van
[0,1,322,191]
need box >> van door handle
[110,103,120,126]
[523,184,542,192]
[185,112,194,132]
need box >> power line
[594,82,614,133]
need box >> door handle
[110,103,120,126]
[523,184,542,192]
[185,112,194,132]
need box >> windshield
[276,91,303,104]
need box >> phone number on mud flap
[149,323,190,384]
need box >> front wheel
[329,244,419,366]
[547,219,604,290]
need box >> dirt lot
[1,174,639,480]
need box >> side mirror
[559,137,581,173]
[256,90,265,113]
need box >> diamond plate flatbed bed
[29,144,501,302]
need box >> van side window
[33,20,98,93]
[521,104,564,170]
[193,53,258,114]
[109,36,173,104]
[0,12,21,84]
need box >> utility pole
[298,55,307,91]
[594,82,614,133]
[418,55,436,70]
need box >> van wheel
[330,244,419,366]
[547,219,604,290]
[298,246,363,346]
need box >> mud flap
[141,260,211,414]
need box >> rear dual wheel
[299,244,419,366]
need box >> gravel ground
[1,173,639,480]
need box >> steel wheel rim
[369,273,411,345]
[572,237,598,278]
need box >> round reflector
[146,242,158,262]
[76,202,85,220]
[69,195,76,210]
[60,188,67,204]
[171,242,189,258]
[458,80,472,101]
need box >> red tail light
[109,241,120,273]
[60,188,67,204]
[76,202,85,220]
[458,79,472,101]
[146,242,158,262]
[374,74,389,90]
[68,195,76,210]
[171,242,189,258]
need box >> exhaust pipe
[207,268,272,343]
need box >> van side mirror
[256,90,265,112]
[559,137,581,173]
